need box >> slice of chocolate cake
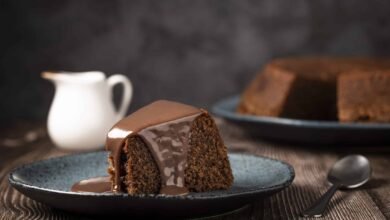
[338,70,390,122]
[106,100,233,195]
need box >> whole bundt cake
[237,57,390,122]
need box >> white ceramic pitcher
[42,71,132,151]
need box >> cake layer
[237,65,295,116]
[338,70,390,122]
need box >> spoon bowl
[328,155,371,189]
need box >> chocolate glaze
[106,100,204,194]
[71,176,111,193]
[139,114,199,195]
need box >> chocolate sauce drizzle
[105,100,203,195]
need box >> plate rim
[9,151,295,200]
[212,95,390,129]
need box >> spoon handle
[302,184,339,218]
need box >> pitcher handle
[107,74,133,121]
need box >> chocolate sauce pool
[71,176,111,193]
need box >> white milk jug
[42,71,132,151]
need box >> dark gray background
[2,0,390,122]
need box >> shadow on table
[50,201,265,220]
[360,177,390,190]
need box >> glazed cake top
[106,100,201,146]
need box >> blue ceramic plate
[212,95,390,145]
[9,151,294,218]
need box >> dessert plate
[9,151,294,218]
[212,95,390,145]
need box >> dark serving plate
[212,95,390,145]
[9,151,294,218]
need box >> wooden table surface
[0,119,389,220]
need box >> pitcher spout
[41,71,60,82]
[41,71,106,84]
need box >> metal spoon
[302,155,371,218]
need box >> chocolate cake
[106,100,233,195]
[238,57,390,121]
[338,70,390,122]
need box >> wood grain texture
[0,120,389,219]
